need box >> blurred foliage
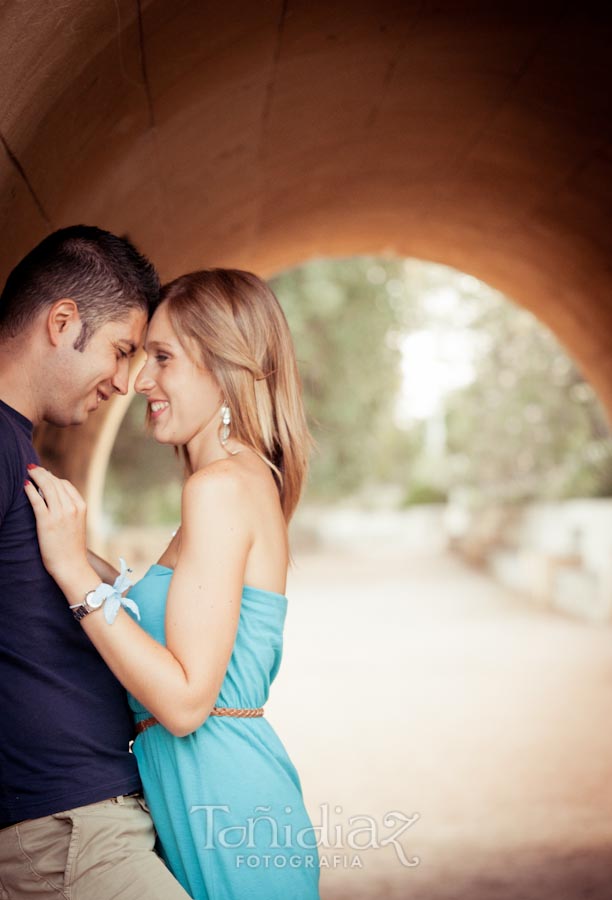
[270,258,417,497]
[401,481,448,506]
[442,294,612,503]
[105,395,183,525]
[105,256,612,525]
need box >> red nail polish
[26,464,37,470]
[24,479,31,486]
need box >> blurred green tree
[442,296,612,502]
[105,394,183,525]
[271,257,416,497]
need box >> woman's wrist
[53,563,101,605]
[55,559,140,626]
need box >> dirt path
[266,548,612,899]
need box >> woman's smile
[149,400,170,420]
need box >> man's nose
[111,362,130,396]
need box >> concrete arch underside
[2,1,612,508]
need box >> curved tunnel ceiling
[2,1,612,496]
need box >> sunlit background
[104,259,612,899]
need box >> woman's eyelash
[155,354,169,363]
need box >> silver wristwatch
[70,588,105,622]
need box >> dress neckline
[148,563,288,603]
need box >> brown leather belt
[135,707,264,735]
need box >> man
[0,226,190,898]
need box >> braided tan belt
[135,707,264,735]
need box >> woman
[25,269,320,900]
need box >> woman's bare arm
[25,463,251,736]
[86,549,120,585]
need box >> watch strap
[71,603,91,622]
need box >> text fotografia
[190,803,420,868]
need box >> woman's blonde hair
[160,269,312,522]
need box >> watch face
[86,590,105,610]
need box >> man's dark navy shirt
[0,398,140,827]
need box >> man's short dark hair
[0,225,160,350]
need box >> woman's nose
[134,362,154,394]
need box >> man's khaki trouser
[0,793,191,900]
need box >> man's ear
[46,299,80,347]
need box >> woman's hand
[24,465,89,586]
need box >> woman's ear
[46,298,80,347]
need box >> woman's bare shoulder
[182,458,247,508]
[182,452,282,535]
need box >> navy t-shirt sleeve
[0,430,20,527]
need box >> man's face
[47,307,147,426]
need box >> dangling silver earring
[220,403,231,445]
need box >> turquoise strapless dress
[126,565,320,900]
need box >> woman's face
[134,302,223,449]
